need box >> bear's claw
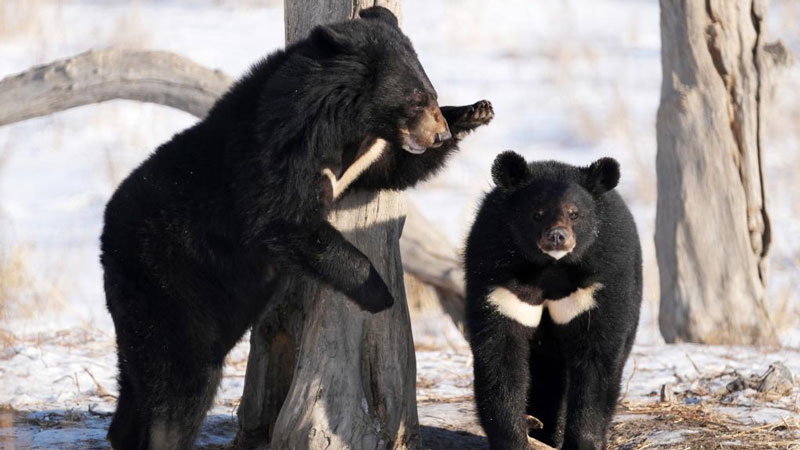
[468,100,495,124]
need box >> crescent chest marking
[487,283,603,327]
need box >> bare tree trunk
[238,192,419,450]
[285,0,401,44]
[656,0,792,344]
[273,192,419,449]
[237,2,421,449]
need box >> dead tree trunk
[237,196,418,450]
[656,0,792,344]
[236,2,421,449]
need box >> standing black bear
[101,7,493,450]
[465,151,642,450]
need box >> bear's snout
[538,225,576,260]
[402,102,451,154]
[545,227,569,247]
[432,129,452,148]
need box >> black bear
[465,151,642,450]
[101,7,493,450]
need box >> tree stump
[237,2,422,449]
[275,192,418,449]
[655,0,792,344]
[238,192,419,450]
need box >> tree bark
[269,192,419,450]
[285,0,402,44]
[238,2,422,449]
[656,0,792,344]
[237,192,419,450]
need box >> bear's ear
[583,157,620,195]
[311,25,353,53]
[359,6,399,28]
[491,151,530,191]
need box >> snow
[0,0,799,448]
[6,329,797,448]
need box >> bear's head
[490,151,620,263]
[309,7,451,155]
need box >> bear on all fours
[101,7,493,450]
[465,151,642,450]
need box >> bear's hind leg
[146,366,222,450]
[527,355,568,448]
[108,373,146,450]
[563,358,619,450]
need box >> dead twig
[83,367,116,399]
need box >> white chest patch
[321,138,388,200]
[545,283,603,324]
[486,283,603,327]
[487,287,544,328]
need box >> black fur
[465,152,642,450]
[101,7,492,450]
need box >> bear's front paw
[456,100,494,130]
[349,266,395,313]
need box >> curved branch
[0,49,232,125]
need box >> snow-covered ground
[0,0,799,448]
[3,328,799,448]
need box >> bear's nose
[545,228,569,247]
[433,129,452,147]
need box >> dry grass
[0,0,152,53]
[0,246,31,322]
[0,245,71,338]
[611,400,800,450]
[107,6,152,49]
[0,0,48,40]
[770,254,800,335]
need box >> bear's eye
[533,210,545,220]
[568,210,579,220]
[408,92,428,109]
